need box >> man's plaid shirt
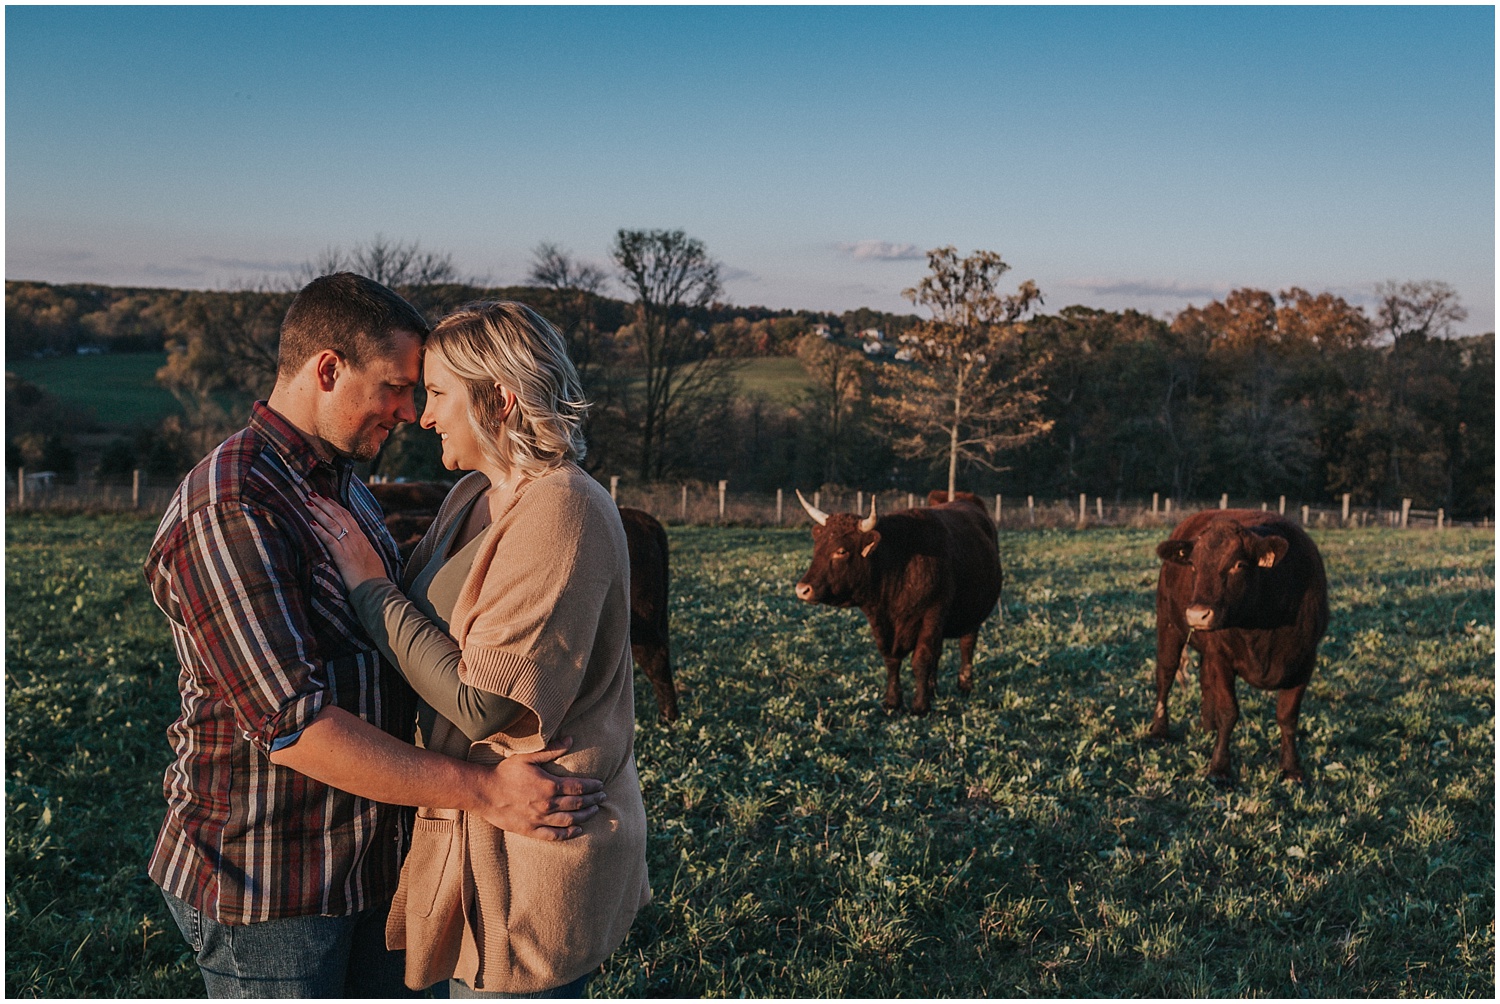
[144,402,417,925]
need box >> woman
[307,300,649,998]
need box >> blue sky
[6,6,1494,333]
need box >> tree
[878,246,1052,497]
[528,242,609,295]
[795,333,872,485]
[300,234,459,294]
[1375,280,1468,343]
[611,229,738,481]
[1353,280,1472,505]
[526,242,615,388]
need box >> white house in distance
[811,323,833,339]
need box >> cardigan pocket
[406,812,463,919]
[391,811,468,990]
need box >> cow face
[795,513,882,607]
[1157,523,1288,630]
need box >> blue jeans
[162,888,418,998]
[448,973,591,998]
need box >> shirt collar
[249,400,353,486]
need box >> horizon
[6,6,1495,334]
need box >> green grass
[6,517,1493,997]
[4,353,814,431]
[733,356,811,403]
[7,353,184,429]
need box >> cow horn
[859,496,877,532]
[796,490,829,526]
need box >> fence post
[856,490,863,516]
[1028,495,1035,524]
[1341,493,1350,526]
[16,467,24,508]
[1095,496,1103,520]
[1301,504,1309,526]
[907,492,914,511]
[994,494,1002,525]
[1279,495,1286,515]
[1078,493,1087,527]
[1152,492,1158,516]
[813,490,820,511]
[680,484,687,522]
[1220,493,1228,510]
[719,480,728,520]
[1165,497,1172,516]
[1260,502,1267,511]
[1437,508,1444,531]
[1401,498,1411,529]
[133,469,142,508]
[610,475,619,502]
[776,488,783,526]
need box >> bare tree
[526,242,614,388]
[880,246,1053,497]
[1375,280,1468,342]
[612,228,738,481]
[300,234,459,291]
[528,241,609,294]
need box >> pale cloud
[190,255,302,273]
[142,263,206,279]
[720,265,759,283]
[835,240,927,262]
[1065,277,1229,301]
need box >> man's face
[320,330,423,462]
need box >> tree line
[5,235,1492,517]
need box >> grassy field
[7,353,184,430]
[6,353,814,430]
[5,516,1493,997]
[733,356,812,403]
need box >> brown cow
[618,506,679,722]
[1152,509,1329,785]
[370,481,681,721]
[795,490,1003,715]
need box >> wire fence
[9,470,1491,532]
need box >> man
[145,273,604,997]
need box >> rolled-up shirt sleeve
[169,502,335,754]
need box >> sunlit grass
[5,516,1493,997]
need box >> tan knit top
[361,465,650,993]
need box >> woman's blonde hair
[427,300,589,477]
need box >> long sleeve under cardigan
[375,465,650,994]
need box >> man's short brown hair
[277,272,430,378]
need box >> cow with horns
[794,489,1004,715]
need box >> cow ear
[1156,539,1192,565]
[1256,536,1289,568]
[860,531,881,558]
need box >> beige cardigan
[383,465,651,993]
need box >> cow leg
[866,616,905,712]
[881,654,905,712]
[910,615,945,716]
[957,633,977,695]
[632,640,679,723]
[1275,681,1308,783]
[1150,618,1185,741]
[1199,654,1239,786]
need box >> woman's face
[419,349,484,472]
